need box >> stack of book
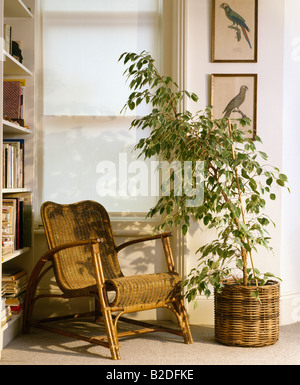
[2,193,32,260]
[1,269,28,320]
[1,302,12,328]
[2,138,24,189]
[1,282,12,327]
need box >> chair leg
[90,241,121,359]
[22,261,47,334]
[173,298,193,344]
[102,308,121,360]
[22,280,39,334]
[22,292,34,334]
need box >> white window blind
[43,0,160,116]
[39,0,161,213]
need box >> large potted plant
[119,51,288,347]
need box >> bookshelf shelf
[4,0,33,18]
[2,248,31,264]
[3,119,32,135]
[2,188,31,194]
[3,51,33,76]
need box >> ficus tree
[119,51,289,302]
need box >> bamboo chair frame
[22,201,193,360]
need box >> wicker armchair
[22,200,193,360]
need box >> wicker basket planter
[214,280,280,347]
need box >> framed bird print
[212,0,258,62]
[211,74,257,139]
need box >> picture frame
[211,74,257,139]
[212,0,258,62]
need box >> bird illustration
[222,85,248,118]
[220,3,252,49]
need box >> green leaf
[279,173,288,182]
[182,224,188,235]
[266,177,273,186]
[203,216,210,225]
[236,259,244,269]
[241,168,250,179]
[128,101,135,110]
[258,217,270,226]
[191,93,199,102]
[264,272,275,278]
[259,151,268,160]
[250,290,262,304]
[249,178,258,192]
[276,179,285,187]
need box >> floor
[0,318,299,366]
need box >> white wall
[280,0,300,324]
[184,0,300,325]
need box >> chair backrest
[41,201,123,292]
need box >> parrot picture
[220,3,252,49]
[222,85,248,118]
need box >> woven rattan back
[41,201,123,293]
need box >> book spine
[4,24,12,54]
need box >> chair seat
[107,272,182,308]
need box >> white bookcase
[0,0,36,356]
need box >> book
[1,306,12,327]
[2,204,14,235]
[4,192,32,248]
[10,303,24,315]
[3,79,26,126]
[2,200,15,258]
[4,290,25,317]
[1,268,26,282]
[3,196,24,250]
[2,270,28,300]
[3,80,21,121]
[4,273,28,288]
[3,281,27,297]
[4,24,12,54]
[2,198,17,250]
[5,292,25,306]
[20,80,26,122]
[2,237,14,258]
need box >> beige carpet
[1,318,299,365]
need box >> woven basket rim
[219,279,280,290]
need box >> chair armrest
[115,232,172,253]
[25,238,103,304]
[41,238,102,263]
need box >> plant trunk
[227,120,257,286]
[241,247,248,285]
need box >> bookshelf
[0,0,36,355]
[2,120,32,135]
[3,50,33,76]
